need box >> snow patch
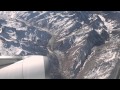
[98,15,115,32]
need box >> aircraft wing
[0,56,26,69]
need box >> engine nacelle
[0,55,50,79]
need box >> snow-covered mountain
[0,11,120,79]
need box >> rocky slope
[0,11,120,79]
